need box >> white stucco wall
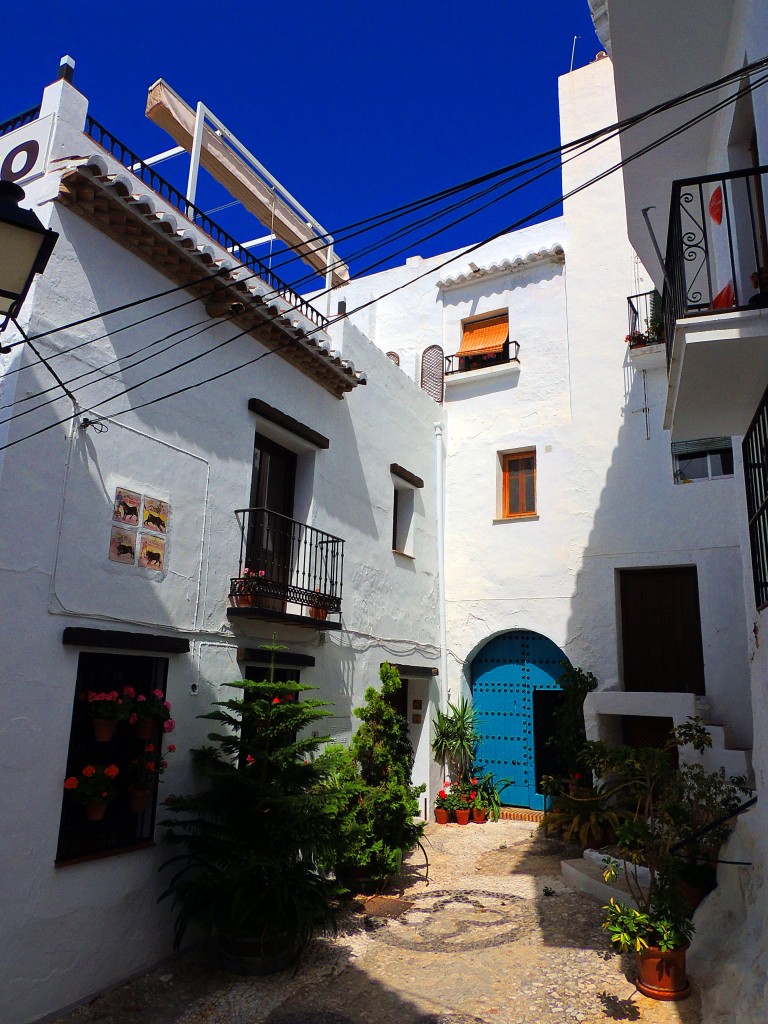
[0,85,444,1023]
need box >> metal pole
[641,206,675,293]
[186,102,205,209]
[570,36,580,73]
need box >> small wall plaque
[411,713,422,725]
[412,699,423,710]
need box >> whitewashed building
[340,56,752,809]
[587,1,768,1019]
[0,71,443,1023]
[0,37,759,1023]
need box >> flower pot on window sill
[92,717,117,743]
[233,594,257,608]
[127,786,152,814]
[135,717,155,740]
[85,800,110,822]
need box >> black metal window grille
[662,164,768,366]
[83,116,329,331]
[56,653,169,864]
[231,507,344,615]
[626,290,665,349]
[743,386,768,609]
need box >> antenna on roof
[570,36,580,74]
[58,55,75,83]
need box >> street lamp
[0,180,59,330]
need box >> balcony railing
[626,290,665,349]
[445,340,520,376]
[663,163,768,363]
[230,507,344,619]
[83,116,330,331]
[0,106,41,140]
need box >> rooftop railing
[663,164,768,365]
[0,106,41,140]
[84,115,330,331]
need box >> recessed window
[672,438,734,483]
[503,451,536,518]
[448,312,511,375]
[56,653,169,864]
[393,486,415,555]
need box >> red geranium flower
[64,777,78,790]
[272,697,281,704]
[438,790,447,800]
[82,765,96,777]
[104,765,119,779]
[167,744,176,753]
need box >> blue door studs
[470,630,568,810]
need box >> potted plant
[64,763,120,820]
[434,783,453,824]
[86,689,129,742]
[431,698,478,788]
[125,742,175,813]
[160,651,350,973]
[472,788,490,824]
[472,767,510,821]
[541,781,629,848]
[129,690,175,740]
[586,718,715,1000]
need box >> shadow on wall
[563,355,751,742]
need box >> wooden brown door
[620,567,705,695]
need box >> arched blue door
[471,631,568,810]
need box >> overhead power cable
[2,59,766,449]
[7,48,767,361]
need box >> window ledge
[392,549,415,560]
[445,359,520,388]
[492,514,539,524]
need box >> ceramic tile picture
[138,534,165,571]
[112,487,141,525]
[109,526,137,564]
[142,496,169,534]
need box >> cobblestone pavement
[48,821,702,1024]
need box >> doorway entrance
[619,567,705,695]
[246,436,297,603]
[470,630,568,810]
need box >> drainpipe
[434,422,448,710]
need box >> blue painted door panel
[471,631,566,810]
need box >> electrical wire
[8,49,767,358]
[2,60,766,448]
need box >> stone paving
[48,821,703,1024]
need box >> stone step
[561,857,640,908]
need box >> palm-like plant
[431,698,478,784]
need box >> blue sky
[4,2,600,288]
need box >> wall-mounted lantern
[0,180,59,330]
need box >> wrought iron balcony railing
[663,163,768,364]
[83,116,330,331]
[230,507,344,619]
[444,340,520,376]
[626,290,665,349]
[0,106,41,140]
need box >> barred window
[743,388,768,609]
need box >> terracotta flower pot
[472,808,487,824]
[135,718,155,740]
[235,594,256,608]
[434,807,450,824]
[455,808,471,825]
[308,605,328,621]
[636,944,690,1001]
[92,717,117,743]
[128,786,152,813]
[85,800,109,822]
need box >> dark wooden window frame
[56,652,170,865]
[743,385,768,610]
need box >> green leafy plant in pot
[159,652,352,973]
[431,697,478,786]
[586,718,716,1001]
